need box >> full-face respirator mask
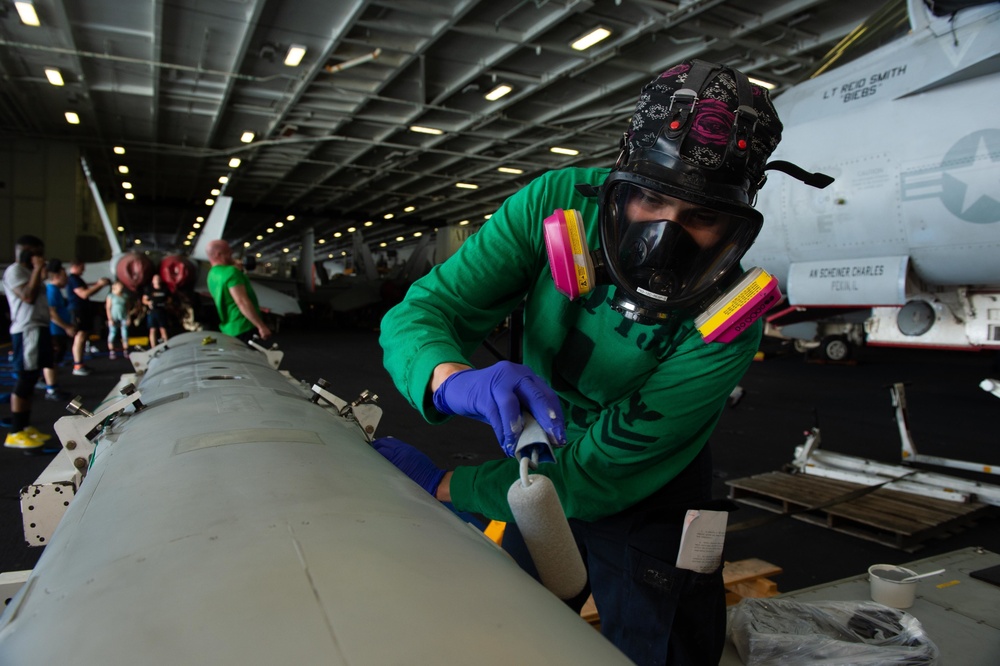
[544,60,832,342]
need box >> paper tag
[675,509,728,574]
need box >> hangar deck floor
[2,321,998,596]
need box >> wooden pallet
[727,471,993,551]
[579,558,782,629]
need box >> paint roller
[506,413,587,600]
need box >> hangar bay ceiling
[0,0,884,263]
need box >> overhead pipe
[324,48,381,74]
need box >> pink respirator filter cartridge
[695,267,781,343]
[543,209,594,300]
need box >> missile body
[0,333,628,664]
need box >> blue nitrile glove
[372,437,446,496]
[431,360,566,457]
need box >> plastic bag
[728,598,939,664]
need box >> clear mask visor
[605,182,757,305]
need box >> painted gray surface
[0,332,630,665]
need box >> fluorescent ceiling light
[64,111,80,124]
[240,131,255,143]
[317,238,325,244]
[124,193,135,200]
[455,182,478,189]
[256,235,264,240]
[571,27,611,51]
[414,232,423,237]
[114,146,126,155]
[748,76,776,90]
[118,165,129,174]
[458,220,470,226]
[44,68,64,86]
[550,146,579,156]
[275,222,284,228]
[384,213,394,219]
[395,236,404,242]
[498,166,523,174]
[228,157,241,168]
[334,232,342,238]
[219,176,228,184]
[15,2,40,27]
[267,228,274,233]
[206,199,215,206]
[134,239,142,245]
[363,221,373,227]
[409,125,443,135]
[196,216,204,222]
[485,84,512,101]
[404,206,415,212]
[284,45,307,67]
[283,248,290,253]
[210,188,220,196]
[121,182,132,189]
[193,223,201,229]
[286,214,295,221]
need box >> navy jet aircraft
[745,0,1000,360]
[79,157,301,320]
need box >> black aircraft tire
[820,335,852,362]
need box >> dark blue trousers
[502,446,728,665]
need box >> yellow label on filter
[565,209,585,255]
[575,264,591,291]
[564,210,591,294]
[697,271,773,335]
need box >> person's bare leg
[72,331,86,365]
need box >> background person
[142,274,171,348]
[206,240,271,343]
[106,280,130,359]
[66,260,110,376]
[3,235,59,453]
[43,259,74,401]
[372,61,790,664]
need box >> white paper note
[675,509,728,574]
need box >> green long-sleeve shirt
[380,167,761,523]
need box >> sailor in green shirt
[206,240,272,343]
[374,60,827,665]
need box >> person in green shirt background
[206,240,272,343]
[371,59,831,665]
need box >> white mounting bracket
[248,339,284,369]
[309,381,382,442]
[53,383,146,477]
